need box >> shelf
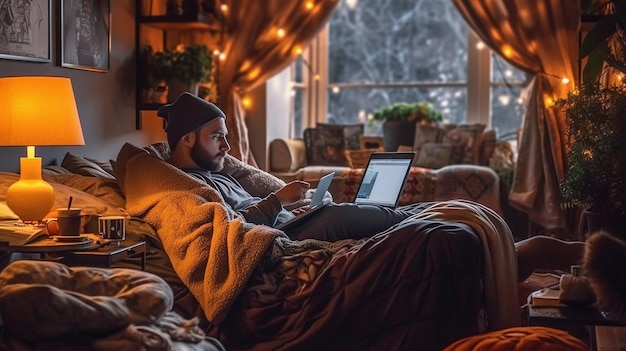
[135,1,224,130]
[138,13,221,31]
[137,102,165,111]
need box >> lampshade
[0,76,85,146]
[0,76,85,223]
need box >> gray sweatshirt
[184,169,294,227]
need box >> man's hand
[274,181,310,206]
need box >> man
[158,92,424,242]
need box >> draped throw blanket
[410,200,520,329]
[116,143,351,324]
[116,143,279,324]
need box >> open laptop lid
[309,171,335,208]
[274,172,334,231]
[353,152,415,208]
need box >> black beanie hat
[157,92,226,148]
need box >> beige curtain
[451,0,580,236]
[217,0,339,166]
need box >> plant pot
[382,120,416,152]
[584,209,626,241]
[167,79,200,103]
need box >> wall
[242,66,291,171]
[0,1,166,173]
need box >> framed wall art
[61,0,110,72]
[0,0,51,62]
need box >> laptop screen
[354,152,415,208]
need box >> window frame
[290,24,527,138]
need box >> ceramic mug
[45,208,85,236]
[98,216,126,243]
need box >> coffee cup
[46,208,83,236]
[98,216,126,244]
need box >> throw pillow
[413,123,447,149]
[479,129,498,166]
[316,123,364,150]
[304,127,348,166]
[414,143,453,169]
[60,153,116,180]
[442,123,486,164]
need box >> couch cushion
[270,138,307,172]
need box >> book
[0,222,49,246]
[529,288,564,307]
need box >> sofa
[0,142,521,350]
[269,136,506,216]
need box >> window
[289,0,527,141]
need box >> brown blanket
[116,143,280,324]
[116,143,349,324]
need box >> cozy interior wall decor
[452,0,580,238]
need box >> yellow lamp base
[6,157,55,223]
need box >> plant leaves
[580,14,618,59]
[582,46,610,84]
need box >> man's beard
[191,143,224,172]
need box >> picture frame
[61,0,110,72]
[0,0,51,62]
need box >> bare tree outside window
[291,0,527,139]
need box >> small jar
[559,265,596,306]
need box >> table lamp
[0,76,85,223]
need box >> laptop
[275,172,335,230]
[353,152,415,208]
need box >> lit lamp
[0,76,85,223]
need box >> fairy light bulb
[476,41,486,50]
[277,28,285,38]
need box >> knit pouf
[442,326,590,351]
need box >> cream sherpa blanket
[116,143,282,324]
[411,200,521,330]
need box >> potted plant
[169,44,214,99]
[370,102,443,151]
[554,0,626,238]
[556,83,626,237]
[139,46,175,103]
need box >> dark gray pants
[284,202,433,241]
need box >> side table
[524,305,626,350]
[62,241,147,270]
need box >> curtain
[451,0,580,237]
[216,0,339,166]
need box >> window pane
[293,56,304,83]
[327,86,467,135]
[491,54,527,83]
[328,0,468,84]
[491,85,525,138]
[491,53,527,138]
[291,88,305,138]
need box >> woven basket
[344,148,384,168]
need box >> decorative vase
[584,209,626,241]
[382,120,416,152]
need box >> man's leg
[285,202,433,241]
